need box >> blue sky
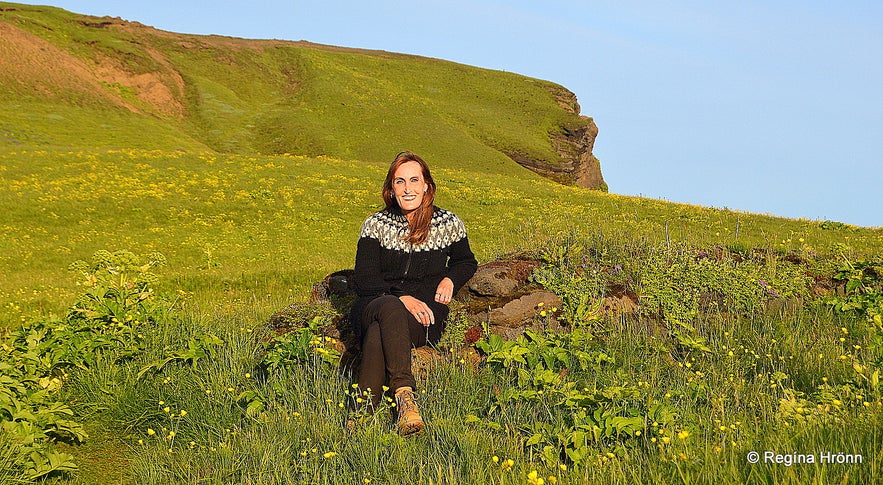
[28,1,882,227]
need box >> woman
[350,151,477,436]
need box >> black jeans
[357,295,436,410]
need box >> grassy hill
[0,1,597,184]
[1,2,882,485]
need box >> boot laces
[397,389,418,413]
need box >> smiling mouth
[401,195,417,201]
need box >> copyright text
[746,451,863,466]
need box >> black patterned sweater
[351,207,477,334]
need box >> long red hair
[382,151,437,245]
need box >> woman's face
[392,161,428,215]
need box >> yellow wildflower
[527,470,544,485]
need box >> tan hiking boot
[395,387,424,436]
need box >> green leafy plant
[262,316,341,371]
[825,257,883,326]
[0,250,165,480]
[474,328,670,467]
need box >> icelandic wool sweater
[351,207,477,334]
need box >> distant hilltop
[0,2,605,190]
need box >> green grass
[0,147,880,483]
[20,269,880,484]
[1,148,879,329]
[2,3,882,484]
[0,101,209,150]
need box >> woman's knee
[372,295,409,320]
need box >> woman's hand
[399,295,434,327]
[434,277,454,305]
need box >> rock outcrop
[271,256,560,343]
[503,86,607,191]
[268,255,639,376]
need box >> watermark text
[746,451,863,466]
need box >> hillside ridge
[0,2,605,189]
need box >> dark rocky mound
[268,254,638,373]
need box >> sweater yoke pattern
[360,208,467,253]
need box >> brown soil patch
[1,18,185,118]
[0,21,133,110]
[92,46,185,119]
